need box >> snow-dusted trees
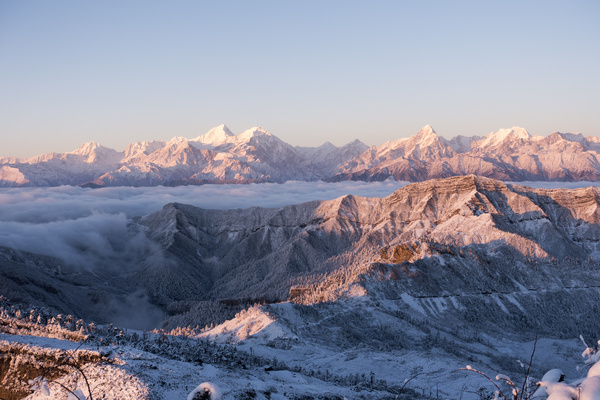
[461,336,600,400]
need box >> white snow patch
[580,376,600,400]
[198,305,297,344]
[504,293,527,313]
[400,293,426,315]
[493,295,509,313]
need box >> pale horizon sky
[1,1,599,158]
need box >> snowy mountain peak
[479,126,531,147]
[347,139,366,146]
[414,124,443,147]
[123,140,166,161]
[447,135,477,153]
[249,126,271,135]
[67,141,122,165]
[193,124,235,145]
[383,125,440,151]
[71,141,103,155]
[166,136,189,146]
[556,132,585,143]
[418,124,437,137]
[238,126,272,141]
[309,141,337,152]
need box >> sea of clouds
[1,180,599,263]
[0,180,597,265]
[0,180,410,262]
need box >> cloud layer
[0,181,409,261]
[2,180,598,264]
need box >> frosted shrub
[187,382,222,400]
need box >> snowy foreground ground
[2,303,600,400]
[3,332,400,400]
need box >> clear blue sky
[1,1,598,157]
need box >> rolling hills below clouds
[2,124,600,186]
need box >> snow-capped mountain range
[333,125,600,182]
[0,125,368,187]
[2,124,600,187]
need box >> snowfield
[1,298,598,400]
[2,330,398,400]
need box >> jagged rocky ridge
[131,175,600,339]
[2,124,600,187]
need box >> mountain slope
[0,246,164,329]
[4,176,600,400]
[129,176,600,340]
